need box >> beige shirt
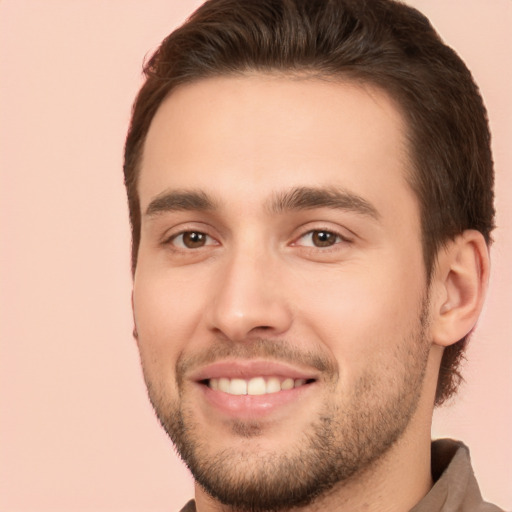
[411,439,504,512]
[179,439,504,512]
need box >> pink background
[0,1,510,510]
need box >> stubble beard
[141,306,431,512]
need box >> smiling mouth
[204,376,316,396]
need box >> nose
[205,248,293,342]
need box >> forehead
[140,74,416,224]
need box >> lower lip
[198,382,316,419]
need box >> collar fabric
[411,439,504,512]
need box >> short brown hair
[123,0,495,405]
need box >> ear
[430,230,490,347]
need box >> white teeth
[281,378,294,390]
[266,377,281,394]
[247,377,266,395]
[208,376,310,395]
[218,378,230,393]
[229,378,247,395]
[294,379,305,388]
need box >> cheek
[293,262,425,372]
[132,269,203,381]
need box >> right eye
[169,231,217,249]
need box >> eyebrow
[145,189,218,217]
[268,186,380,219]
[144,185,379,220]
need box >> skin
[132,74,489,512]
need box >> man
[123,0,503,510]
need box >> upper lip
[189,359,320,382]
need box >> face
[133,75,433,510]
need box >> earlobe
[430,230,490,347]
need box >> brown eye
[174,231,210,249]
[310,230,339,247]
[294,229,345,249]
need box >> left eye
[296,230,344,248]
[170,231,216,249]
